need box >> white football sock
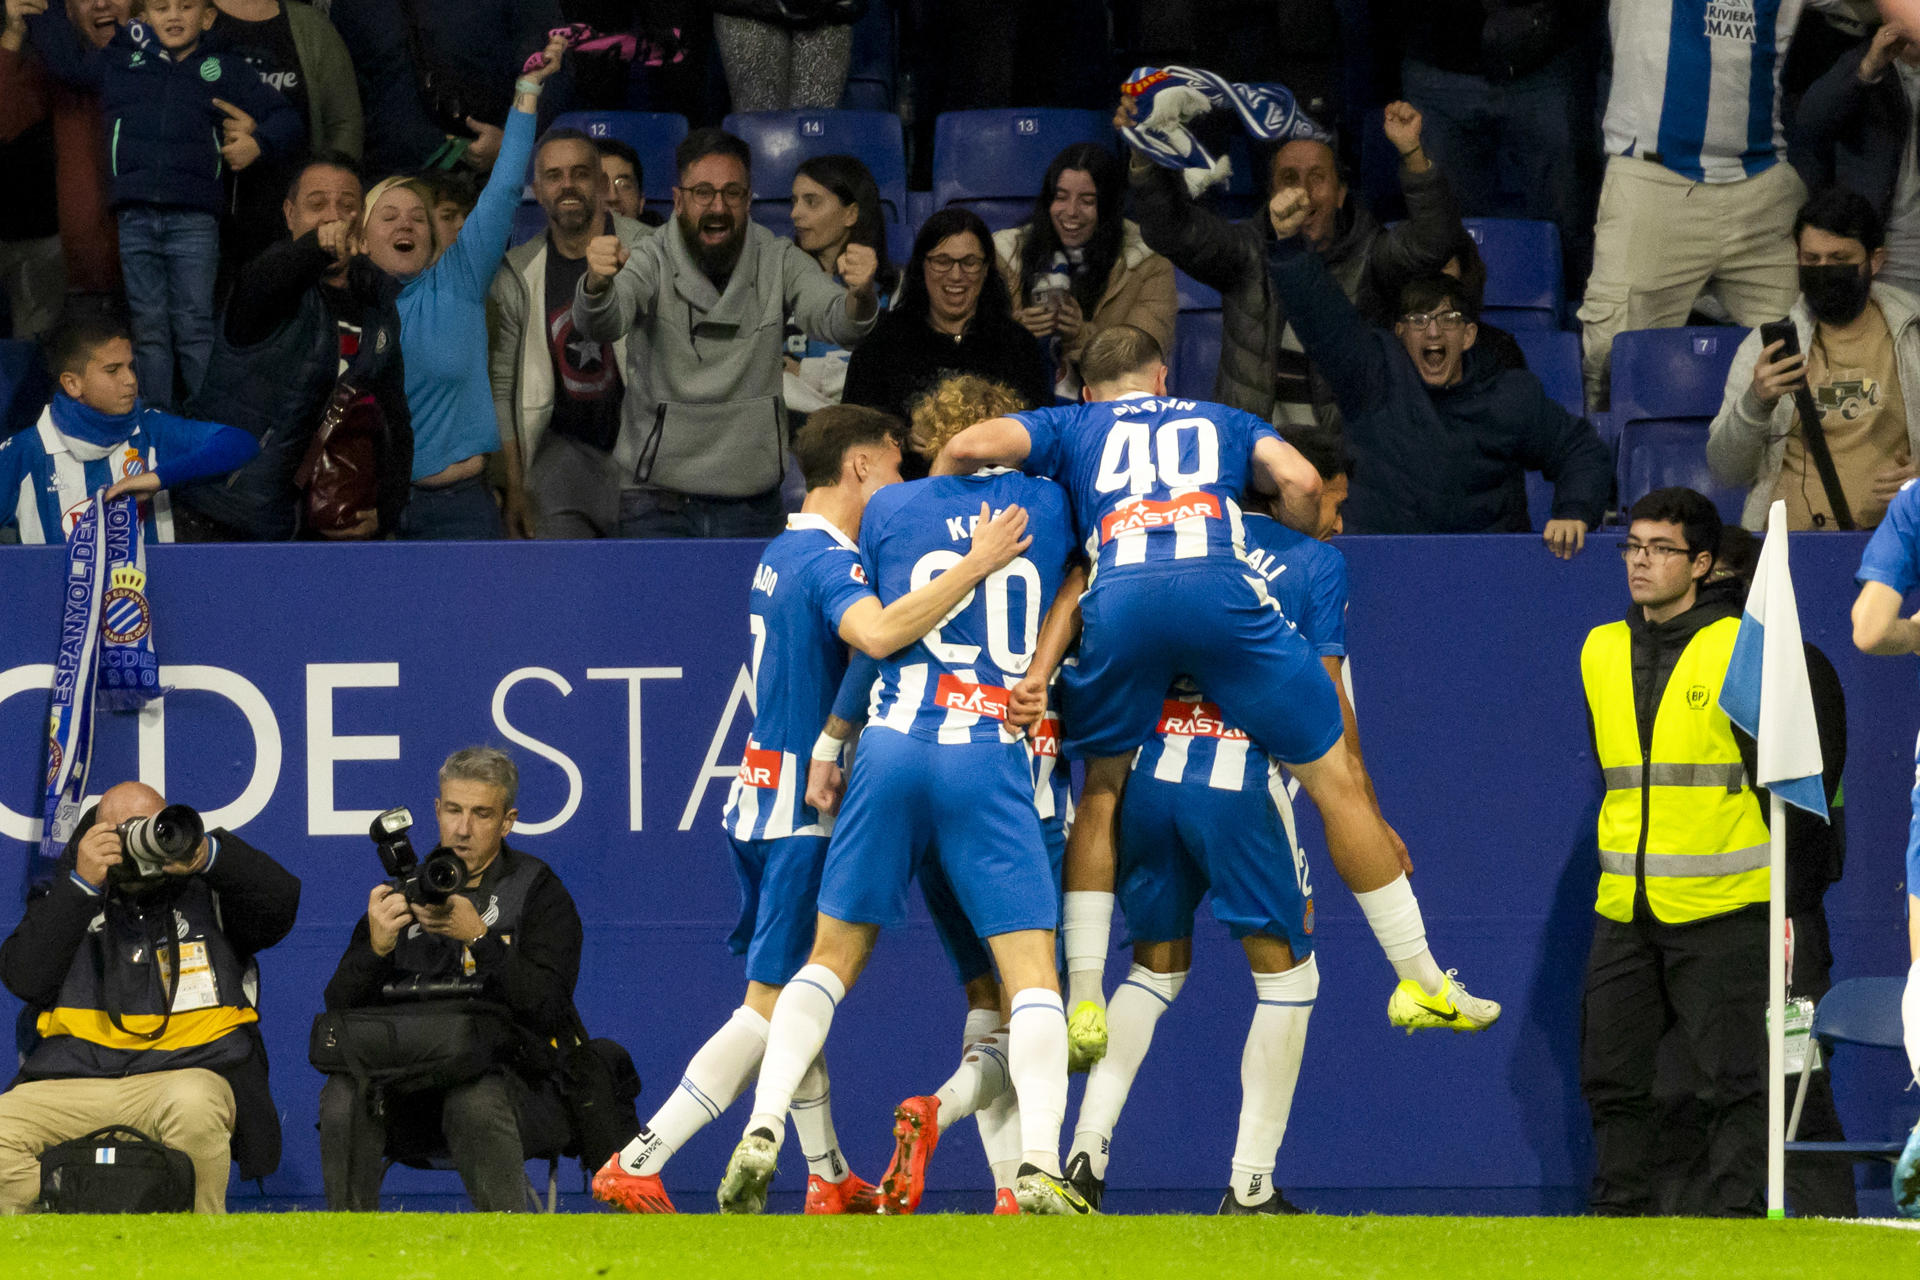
[1353,875,1446,995]
[962,1006,1003,1047]
[934,1031,1011,1128]
[1008,987,1069,1175]
[1062,891,1116,1009]
[791,1055,849,1183]
[1230,956,1317,1206]
[976,1090,1024,1192]
[745,964,844,1149]
[620,1005,768,1175]
[1070,965,1186,1180]
[1905,958,1920,1085]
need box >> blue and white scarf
[1121,65,1331,198]
[38,493,163,869]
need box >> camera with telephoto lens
[369,806,466,907]
[108,804,205,888]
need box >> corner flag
[1718,500,1828,822]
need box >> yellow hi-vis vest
[1580,616,1772,924]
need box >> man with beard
[572,128,881,539]
[490,127,651,538]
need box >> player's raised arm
[930,417,1032,476]
[1852,581,1920,655]
[1251,435,1324,534]
[837,502,1033,658]
[1009,561,1088,729]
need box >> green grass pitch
[4,1214,1917,1279]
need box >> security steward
[1579,487,1770,1218]
[318,747,583,1211]
[0,781,301,1214]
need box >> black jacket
[323,844,582,1043]
[0,825,301,1178]
[180,233,412,539]
[1790,39,1913,220]
[1267,234,1610,533]
[842,309,1052,433]
[1613,582,1847,916]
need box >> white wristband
[811,732,846,763]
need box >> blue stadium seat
[1785,977,1914,1162]
[722,110,909,261]
[1611,326,1747,519]
[1511,329,1584,419]
[1168,273,1222,402]
[931,109,1115,230]
[541,111,688,223]
[1465,218,1562,331]
[509,202,546,248]
[839,2,895,113]
[1512,329,1588,531]
[0,338,49,439]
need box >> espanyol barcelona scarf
[1120,65,1331,198]
[38,493,163,870]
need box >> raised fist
[838,242,878,294]
[1267,186,1311,241]
[586,234,630,282]
[1383,101,1424,158]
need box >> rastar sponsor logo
[1158,699,1248,740]
[1030,714,1061,757]
[935,675,1010,721]
[738,745,782,788]
[1100,493,1222,542]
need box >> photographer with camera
[316,746,591,1212]
[0,782,300,1214]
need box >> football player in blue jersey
[1849,476,1920,1217]
[592,404,1032,1215]
[717,408,1094,1216]
[934,320,1500,1067]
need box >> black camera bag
[558,1035,642,1173]
[309,1000,521,1095]
[38,1125,195,1213]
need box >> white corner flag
[1715,499,1828,1221]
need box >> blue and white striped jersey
[722,515,876,841]
[0,405,219,543]
[1602,0,1803,183]
[1133,514,1350,791]
[1015,394,1278,583]
[861,470,1074,745]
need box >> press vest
[390,849,541,982]
[26,879,257,1079]
[1581,616,1772,924]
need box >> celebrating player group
[590,321,1500,1219]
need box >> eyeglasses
[926,254,987,277]
[1618,541,1692,563]
[678,183,749,207]
[609,176,639,192]
[1401,310,1468,333]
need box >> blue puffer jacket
[23,13,304,217]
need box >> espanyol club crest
[1302,898,1315,936]
[101,565,153,645]
[44,711,62,788]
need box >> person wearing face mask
[843,208,1052,448]
[1264,184,1609,554]
[995,143,1175,401]
[489,127,652,539]
[0,0,130,306]
[358,36,565,540]
[1709,187,1920,532]
[783,153,898,415]
[174,154,412,542]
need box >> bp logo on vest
[1687,685,1710,710]
[200,58,221,83]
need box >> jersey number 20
[909,552,1042,674]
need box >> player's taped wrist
[811,732,846,763]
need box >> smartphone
[1758,318,1799,361]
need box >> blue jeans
[116,207,219,410]
[616,486,784,539]
[399,475,504,540]
[1401,49,1590,285]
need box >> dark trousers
[616,485,784,539]
[318,1071,553,1211]
[1581,905,1767,1217]
[1648,909,1858,1217]
[399,475,505,541]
